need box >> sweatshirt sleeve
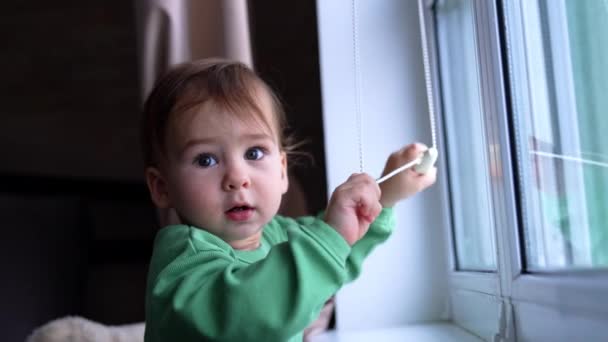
[344,207,395,281]
[146,218,352,342]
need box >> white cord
[353,0,364,172]
[375,0,438,184]
[351,0,438,184]
[418,0,438,148]
[376,157,423,184]
[530,150,608,169]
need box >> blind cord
[417,0,438,148]
[351,0,439,183]
[352,0,364,173]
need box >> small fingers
[402,142,428,159]
[357,193,382,222]
[422,166,437,187]
[357,180,383,217]
[344,173,381,199]
[407,165,437,189]
[336,173,382,217]
[387,143,428,169]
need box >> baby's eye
[245,147,265,160]
[194,154,218,167]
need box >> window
[507,0,608,270]
[427,0,608,339]
[435,0,496,272]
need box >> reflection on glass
[436,0,496,271]
[506,0,608,270]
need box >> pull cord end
[414,147,438,174]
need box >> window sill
[311,322,483,342]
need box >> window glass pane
[435,0,496,271]
[505,0,608,270]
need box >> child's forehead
[176,82,275,121]
[197,102,270,130]
[169,98,278,142]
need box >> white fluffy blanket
[26,316,145,342]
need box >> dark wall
[249,0,328,213]
[1,181,155,342]
[1,2,157,341]
[0,2,143,181]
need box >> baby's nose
[222,164,251,191]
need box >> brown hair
[141,58,297,168]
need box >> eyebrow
[179,133,274,155]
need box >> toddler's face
[162,99,288,250]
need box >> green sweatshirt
[144,208,395,342]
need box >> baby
[141,58,436,342]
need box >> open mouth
[226,205,253,213]
[225,205,255,221]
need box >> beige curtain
[136,0,253,101]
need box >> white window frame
[421,0,504,339]
[423,0,608,340]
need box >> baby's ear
[145,167,171,209]
[280,152,289,194]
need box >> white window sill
[311,322,483,342]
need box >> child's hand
[324,173,382,246]
[379,143,437,208]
